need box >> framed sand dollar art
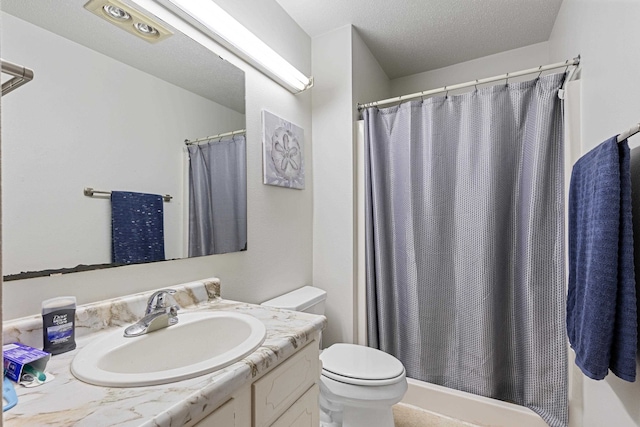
[262,110,305,189]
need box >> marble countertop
[2,278,326,427]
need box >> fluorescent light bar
[164,0,312,93]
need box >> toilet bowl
[261,286,408,427]
[319,343,407,427]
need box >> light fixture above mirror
[129,0,313,93]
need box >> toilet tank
[261,286,327,315]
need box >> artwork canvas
[262,110,305,189]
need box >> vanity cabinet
[192,339,320,427]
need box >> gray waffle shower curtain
[363,73,567,427]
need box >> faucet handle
[146,289,178,314]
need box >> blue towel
[567,136,637,382]
[111,191,165,265]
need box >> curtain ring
[474,79,479,91]
[564,59,570,74]
[505,72,509,85]
[444,86,449,98]
[537,65,543,79]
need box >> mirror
[1,0,246,280]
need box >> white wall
[549,1,640,426]
[390,41,550,97]
[2,0,313,320]
[312,25,389,347]
[1,13,245,276]
[352,28,391,112]
[312,25,355,347]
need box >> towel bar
[617,123,640,143]
[84,187,172,202]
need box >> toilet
[262,286,408,427]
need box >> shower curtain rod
[617,123,640,143]
[184,129,246,145]
[84,187,173,202]
[357,56,581,110]
[1,58,34,96]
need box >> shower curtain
[187,135,247,256]
[364,73,567,427]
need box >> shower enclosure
[359,73,569,427]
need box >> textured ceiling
[275,0,563,79]
[3,0,563,98]
[1,0,245,113]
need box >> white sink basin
[71,311,266,387]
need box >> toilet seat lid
[320,344,405,382]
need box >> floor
[393,403,481,427]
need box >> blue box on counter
[3,343,51,382]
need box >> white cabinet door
[253,341,319,427]
[269,384,319,427]
[193,387,251,427]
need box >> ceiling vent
[84,0,172,43]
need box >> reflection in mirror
[1,0,246,280]
[187,134,247,257]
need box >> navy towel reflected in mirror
[111,191,165,265]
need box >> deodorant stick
[41,296,77,355]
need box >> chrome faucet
[123,289,180,337]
